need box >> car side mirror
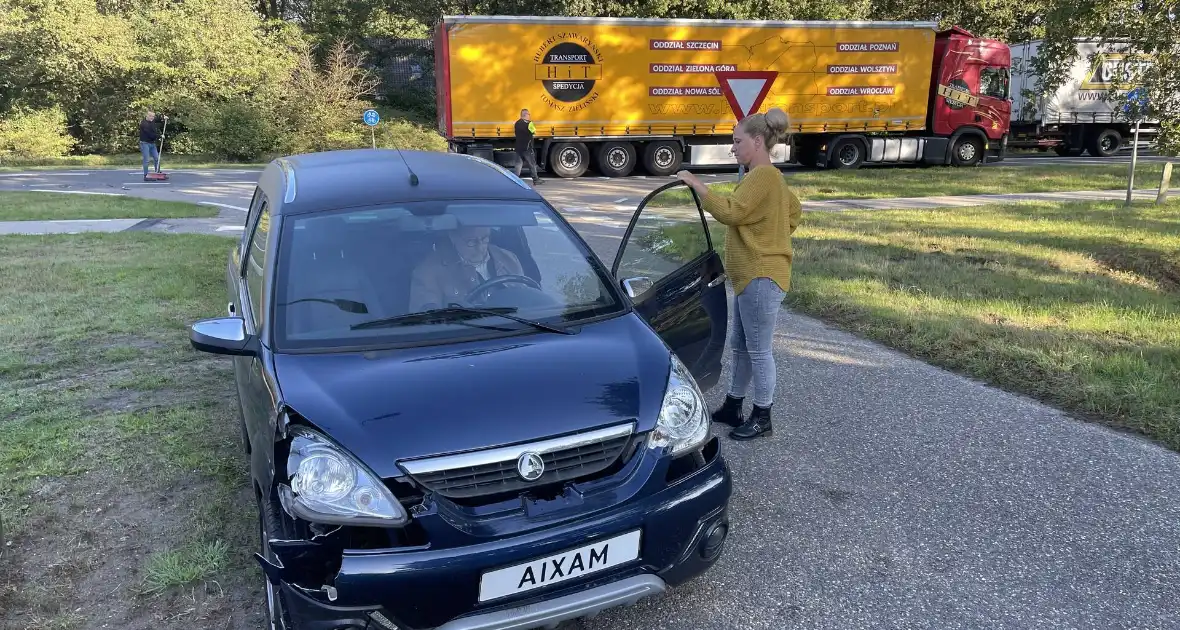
[621,276,653,299]
[190,316,257,356]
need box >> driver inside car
[408,224,526,311]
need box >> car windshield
[271,199,624,350]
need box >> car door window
[613,182,712,300]
[980,67,1010,100]
[240,186,263,254]
[244,201,271,326]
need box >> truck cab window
[980,67,1010,100]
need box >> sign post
[363,108,381,149]
[1122,88,1149,207]
[714,71,778,182]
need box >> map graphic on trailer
[725,37,825,96]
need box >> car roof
[264,148,540,215]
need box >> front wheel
[828,138,864,169]
[258,491,299,630]
[951,136,983,166]
[1053,144,1082,157]
[795,144,820,168]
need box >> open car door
[612,181,728,392]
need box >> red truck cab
[928,27,1012,165]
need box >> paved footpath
[2,178,1179,628]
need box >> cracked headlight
[648,353,709,457]
[281,426,409,527]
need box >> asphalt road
[2,161,1179,628]
[1,149,1173,214]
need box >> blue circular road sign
[1123,88,1149,119]
[363,109,380,126]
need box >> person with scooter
[138,111,167,181]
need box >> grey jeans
[728,277,786,407]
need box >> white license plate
[477,529,642,603]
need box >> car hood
[272,314,672,479]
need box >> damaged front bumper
[261,438,732,630]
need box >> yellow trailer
[434,16,1012,176]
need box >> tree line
[1,0,1174,161]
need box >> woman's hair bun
[764,108,789,135]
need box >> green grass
[142,540,231,595]
[0,153,265,171]
[0,191,218,221]
[665,199,1180,449]
[657,163,1168,204]
[0,233,254,626]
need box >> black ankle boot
[730,404,773,440]
[710,395,744,427]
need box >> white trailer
[1009,39,1159,157]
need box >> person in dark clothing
[512,109,543,185]
[138,111,165,180]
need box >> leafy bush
[181,98,282,161]
[373,112,446,151]
[383,85,436,122]
[0,107,77,159]
[278,39,380,155]
[1157,120,1180,157]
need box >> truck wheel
[1053,144,1081,157]
[597,142,637,177]
[643,141,682,176]
[794,139,819,168]
[951,136,983,166]
[550,143,590,178]
[1087,128,1122,158]
[828,139,864,169]
[797,151,818,168]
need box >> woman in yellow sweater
[676,107,802,441]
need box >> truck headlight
[648,353,710,457]
[281,426,409,527]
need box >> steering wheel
[464,274,544,304]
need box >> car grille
[398,423,636,499]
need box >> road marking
[216,225,245,232]
[0,172,92,177]
[613,198,628,203]
[121,182,171,186]
[41,218,129,223]
[27,189,124,196]
[200,201,249,212]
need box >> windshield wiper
[280,298,369,313]
[350,304,574,335]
